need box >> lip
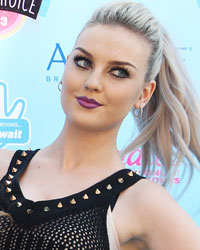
[76,96,103,109]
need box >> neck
[45,118,124,173]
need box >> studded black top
[0,149,145,250]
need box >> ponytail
[122,29,200,185]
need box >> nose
[83,70,103,92]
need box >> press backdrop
[0,0,200,226]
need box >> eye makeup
[73,54,131,78]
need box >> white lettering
[17,0,22,9]
[0,0,37,13]
[9,0,17,8]
[0,0,7,6]
[14,129,18,138]
[0,129,22,138]
[0,122,18,127]
[7,131,14,138]
[22,0,27,11]
[17,130,22,138]
[0,16,7,26]
[29,0,35,14]
[0,131,8,138]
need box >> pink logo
[122,149,181,184]
[0,10,26,39]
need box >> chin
[66,114,120,133]
[63,102,123,132]
[67,116,104,132]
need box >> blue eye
[73,55,130,78]
[73,56,91,69]
[110,67,130,78]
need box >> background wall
[0,0,200,226]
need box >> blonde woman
[0,1,200,249]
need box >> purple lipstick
[76,96,102,109]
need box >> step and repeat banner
[0,0,200,225]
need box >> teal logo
[39,0,51,17]
[0,81,30,148]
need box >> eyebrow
[74,47,137,70]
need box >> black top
[0,149,145,249]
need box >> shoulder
[0,149,16,180]
[127,177,172,206]
[119,176,168,204]
[123,177,183,222]
[121,178,200,249]
[118,177,172,223]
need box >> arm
[135,180,200,250]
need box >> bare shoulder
[128,177,173,205]
[125,177,193,221]
[118,178,172,223]
[0,149,15,180]
[119,177,169,206]
[123,178,200,250]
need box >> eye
[73,55,130,78]
[73,55,91,69]
[110,67,130,78]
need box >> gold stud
[10,195,16,201]
[106,184,112,190]
[82,194,89,200]
[127,171,133,177]
[95,188,101,195]
[43,206,50,212]
[118,178,124,183]
[8,174,14,180]
[17,202,22,207]
[21,151,27,157]
[6,187,12,193]
[5,180,11,186]
[12,167,18,173]
[16,160,22,165]
[57,202,63,208]
[27,209,33,214]
[70,198,76,205]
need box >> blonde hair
[82,0,200,184]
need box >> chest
[1,149,145,249]
[18,162,102,202]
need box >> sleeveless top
[0,149,145,250]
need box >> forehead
[74,24,151,70]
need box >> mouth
[76,96,103,109]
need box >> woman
[0,0,200,249]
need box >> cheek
[61,70,84,107]
[106,85,140,109]
[64,67,80,92]
[61,75,74,111]
[61,66,85,114]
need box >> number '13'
[0,16,8,27]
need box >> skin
[0,24,200,249]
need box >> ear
[134,80,156,109]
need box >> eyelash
[73,55,130,78]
